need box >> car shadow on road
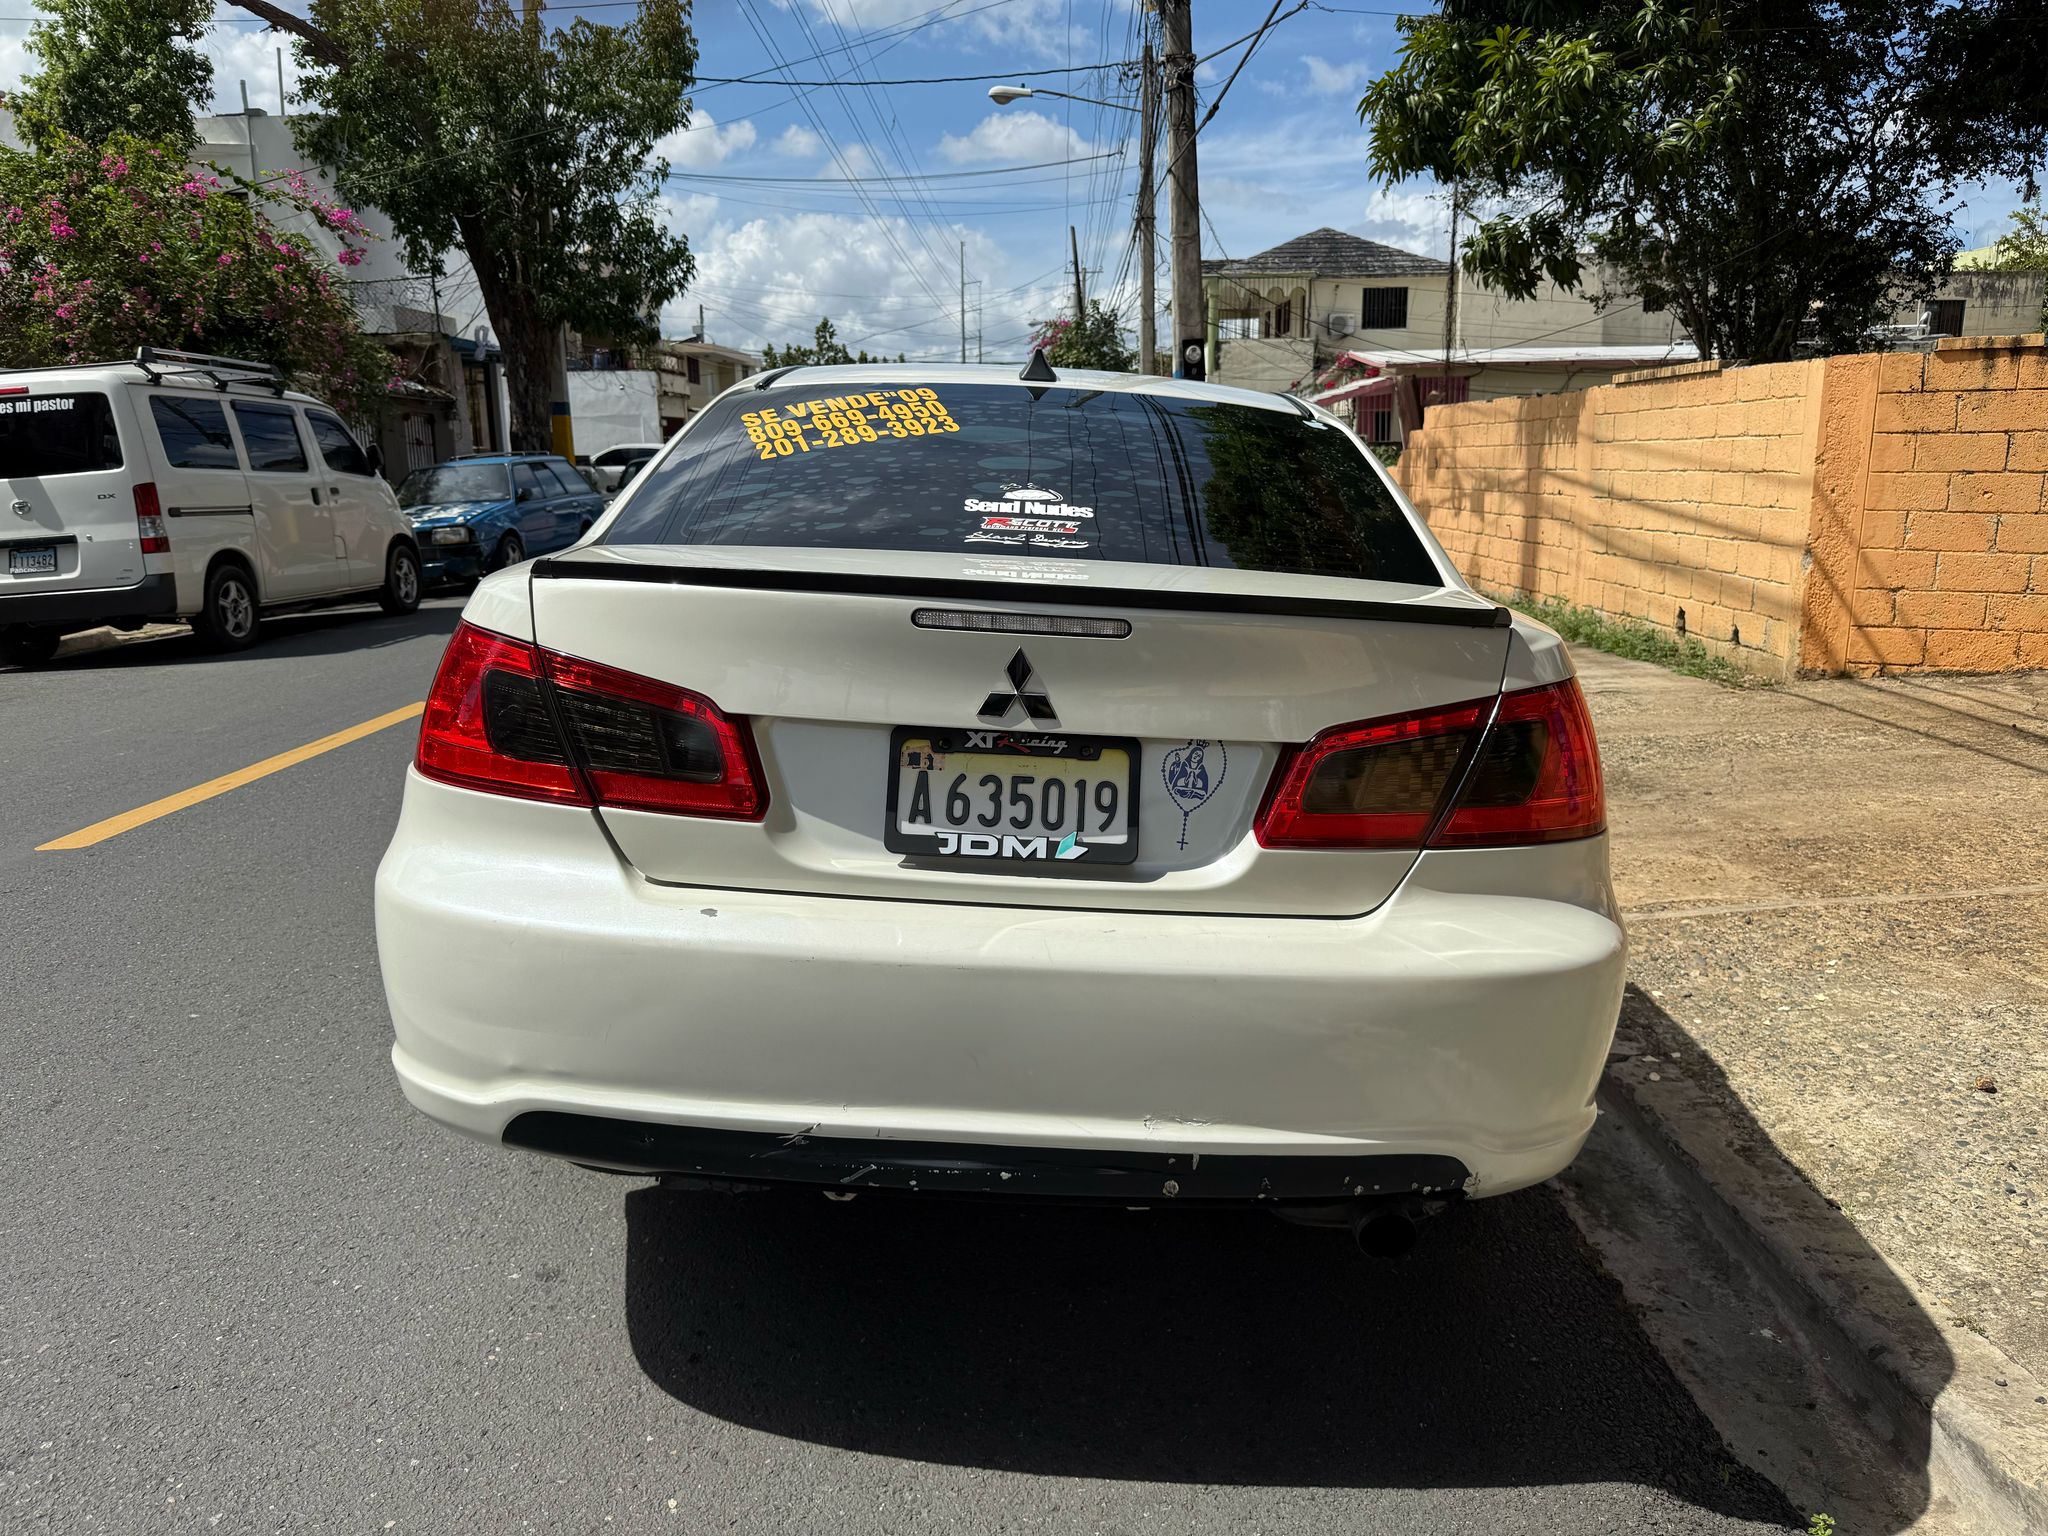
[620,1179,1794,1519]
[27,599,464,672]
[1601,984,1955,1531]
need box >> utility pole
[1160,0,1203,379]
[960,240,967,364]
[1136,38,1158,374]
[1440,181,1461,412]
[1070,225,1086,320]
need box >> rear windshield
[0,391,123,478]
[601,382,1440,585]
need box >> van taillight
[133,482,169,554]
[1254,680,1604,850]
[416,621,767,820]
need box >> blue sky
[0,0,2030,361]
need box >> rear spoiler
[529,557,1512,629]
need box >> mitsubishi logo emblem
[979,649,1057,724]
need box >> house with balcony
[1204,227,1689,439]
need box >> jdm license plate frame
[885,725,1142,866]
[7,545,58,576]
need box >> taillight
[416,622,766,819]
[1430,679,1604,847]
[134,482,169,554]
[1254,680,1603,850]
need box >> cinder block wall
[1397,335,2048,676]
[1399,358,1824,676]
[1801,338,2048,671]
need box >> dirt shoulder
[1577,650,2048,1379]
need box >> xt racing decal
[980,516,1082,534]
[1160,739,1227,850]
[740,388,958,460]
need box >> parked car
[397,452,607,587]
[0,348,420,667]
[376,363,1623,1254]
[586,441,664,493]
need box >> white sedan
[375,362,1624,1254]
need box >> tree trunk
[458,215,552,451]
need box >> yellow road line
[38,701,425,851]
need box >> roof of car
[739,361,1302,415]
[0,358,324,406]
[446,451,569,463]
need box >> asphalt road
[0,600,1799,1533]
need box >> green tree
[14,0,213,153]
[1029,300,1135,371]
[0,127,390,415]
[1358,1,2048,361]
[762,317,895,366]
[1982,204,2048,330]
[240,0,698,449]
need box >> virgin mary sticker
[1161,739,1226,850]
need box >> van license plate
[8,546,57,575]
[886,727,1140,865]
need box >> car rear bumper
[376,770,1627,1201]
[0,573,177,629]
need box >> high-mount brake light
[415,622,767,820]
[1254,680,1604,850]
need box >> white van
[0,349,422,667]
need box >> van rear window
[601,382,1440,586]
[0,391,123,478]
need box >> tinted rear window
[0,391,123,477]
[601,383,1439,585]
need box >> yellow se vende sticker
[740,388,960,459]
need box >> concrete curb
[1599,1056,2048,1534]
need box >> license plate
[885,727,1140,865]
[8,546,57,575]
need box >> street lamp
[987,80,1155,369]
[986,83,1137,114]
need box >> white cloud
[1301,55,1368,96]
[937,109,1094,167]
[655,108,758,171]
[773,123,821,159]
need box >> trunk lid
[527,545,1511,917]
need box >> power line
[661,151,1124,185]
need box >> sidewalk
[1572,648,2048,1523]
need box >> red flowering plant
[0,118,391,417]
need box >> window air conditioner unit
[1324,313,1355,336]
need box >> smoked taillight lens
[1430,679,1605,847]
[415,622,767,820]
[1253,680,1604,850]
[134,482,169,554]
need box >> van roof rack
[134,347,286,395]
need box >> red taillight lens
[417,624,588,804]
[1253,679,1604,850]
[134,482,169,554]
[544,651,767,819]
[1430,679,1604,847]
[415,621,767,820]
[1255,699,1490,849]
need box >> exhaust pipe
[1350,1205,1418,1258]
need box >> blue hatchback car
[397,453,610,586]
